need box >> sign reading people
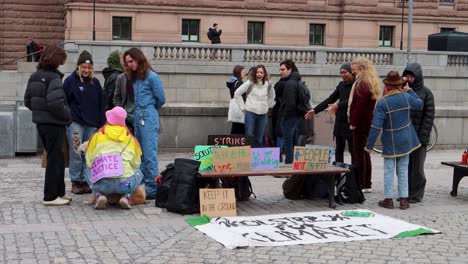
[193,210,440,249]
[199,188,236,217]
[207,134,252,146]
[194,145,227,171]
[293,146,331,170]
[306,144,335,164]
[212,146,252,173]
[251,147,280,169]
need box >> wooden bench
[200,165,350,209]
[441,161,468,197]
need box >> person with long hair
[24,46,72,206]
[234,65,275,147]
[349,57,382,192]
[123,47,166,200]
[226,65,246,134]
[63,50,105,195]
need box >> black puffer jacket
[24,69,71,126]
[403,63,435,146]
[102,67,122,111]
[280,71,303,118]
[314,78,355,137]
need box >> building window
[309,24,325,45]
[181,19,200,42]
[248,22,264,44]
[112,17,132,40]
[379,26,394,47]
[441,27,455,32]
[439,0,454,3]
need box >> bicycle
[373,124,438,153]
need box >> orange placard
[212,146,252,173]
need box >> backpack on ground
[334,162,365,204]
[221,176,256,201]
[155,163,175,208]
[282,175,329,200]
[282,175,306,200]
[296,80,312,115]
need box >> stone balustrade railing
[447,55,468,67]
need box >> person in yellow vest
[85,106,143,209]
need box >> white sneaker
[60,195,72,201]
[119,197,132,209]
[43,197,70,206]
[94,195,107,210]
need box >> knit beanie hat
[107,50,123,72]
[77,50,93,66]
[340,63,352,74]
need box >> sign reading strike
[199,188,236,217]
[207,135,252,146]
[212,146,252,172]
[90,154,124,183]
[194,145,227,171]
[194,210,440,249]
[251,148,280,169]
[293,146,330,170]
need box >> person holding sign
[365,71,422,210]
[234,65,275,147]
[123,48,166,200]
[85,107,143,209]
[348,57,382,193]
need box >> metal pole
[93,0,96,41]
[407,0,413,64]
[400,0,405,50]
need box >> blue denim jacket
[366,89,423,158]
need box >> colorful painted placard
[306,144,335,164]
[212,146,252,173]
[194,145,228,171]
[207,134,252,146]
[90,153,124,183]
[251,147,280,169]
[293,146,330,170]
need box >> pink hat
[106,106,127,127]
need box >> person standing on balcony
[24,46,72,206]
[234,65,275,147]
[402,62,435,203]
[207,23,222,44]
[63,50,105,195]
[348,57,382,193]
[123,48,166,200]
[304,63,355,164]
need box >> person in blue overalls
[123,48,166,199]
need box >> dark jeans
[335,135,353,164]
[245,111,267,147]
[282,116,300,164]
[353,128,372,189]
[37,124,66,201]
[231,122,245,135]
[408,145,427,201]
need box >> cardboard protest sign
[306,144,335,164]
[251,147,280,169]
[293,146,330,170]
[212,146,252,172]
[194,145,227,171]
[207,135,252,146]
[199,188,236,217]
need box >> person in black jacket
[226,65,246,134]
[279,59,305,164]
[304,63,355,164]
[24,46,72,206]
[207,23,222,44]
[402,63,435,203]
[102,50,123,111]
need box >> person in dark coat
[272,77,286,161]
[26,37,42,62]
[402,62,435,203]
[102,50,123,111]
[63,50,105,195]
[305,63,355,164]
[24,46,72,206]
[207,23,222,44]
[226,65,246,134]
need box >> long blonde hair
[351,57,382,100]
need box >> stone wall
[0,0,65,70]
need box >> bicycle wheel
[426,124,438,151]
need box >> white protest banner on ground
[193,210,440,249]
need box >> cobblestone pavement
[0,149,467,264]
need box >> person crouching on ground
[365,71,423,210]
[85,106,143,209]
